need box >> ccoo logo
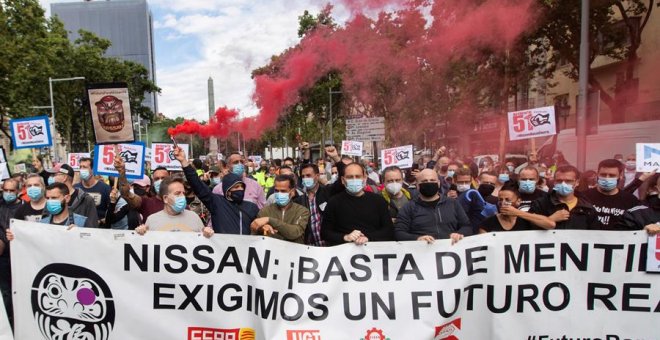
[31,263,115,340]
[434,318,461,340]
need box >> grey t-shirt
[145,210,204,232]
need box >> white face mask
[457,184,471,193]
[385,182,402,195]
[330,174,338,183]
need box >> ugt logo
[434,318,461,340]
[31,263,114,340]
[29,124,44,137]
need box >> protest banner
[87,83,136,144]
[68,152,91,170]
[381,145,414,170]
[636,143,660,172]
[9,116,52,149]
[10,220,658,340]
[508,106,557,141]
[93,142,145,180]
[0,293,12,340]
[648,234,660,273]
[151,143,189,171]
[341,140,363,157]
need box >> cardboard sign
[10,116,53,149]
[250,155,263,164]
[150,143,189,171]
[636,143,660,172]
[68,153,91,170]
[341,140,363,157]
[507,106,557,141]
[87,83,135,144]
[647,234,660,273]
[93,142,145,180]
[381,145,414,170]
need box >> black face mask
[186,196,195,204]
[478,184,495,197]
[418,182,439,198]
[229,190,245,204]
[646,195,660,209]
[133,186,147,196]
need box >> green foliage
[0,0,160,151]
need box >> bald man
[394,169,472,244]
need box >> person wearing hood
[321,163,394,246]
[619,173,660,235]
[176,147,258,234]
[212,152,267,209]
[48,163,98,227]
[134,177,211,236]
[394,169,472,244]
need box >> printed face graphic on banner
[31,263,114,340]
[95,95,125,133]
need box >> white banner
[68,153,91,170]
[508,106,557,141]
[636,143,660,172]
[381,145,414,169]
[151,143,189,171]
[0,293,12,340]
[10,116,53,149]
[9,220,658,340]
[93,142,146,180]
[341,140,363,157]
[648,234,660,273]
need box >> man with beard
[394,169,471,244]
[321,163,394,246]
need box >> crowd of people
[0,143,658,324]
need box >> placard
[636,143,660,172]
[249,155,263,164]
[381,145,414,169]
[145,147,152,162]
[93,142,145,180]
[648,234,660,273]
[507,105,557,141]
[9,116,53,149]
[9,221,659,340]
[87,83,135,144]
[346,117,386,142]
[0,147,6,163]
[0,163,10,181]
[341,140,363,157]
[68,152,91,170]
[151,143,189,171]
[13,163,26,173]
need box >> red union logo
[286,329,321,340]
[188,327,255,340]
[655,234,660,261]
[360,328,390,340]
[434,318,461,340]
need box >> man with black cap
[175,147,259,234]
[48,163,98,227]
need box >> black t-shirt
[480,214,532,232]
[321,191,394,245]
[582,188,640,230]
[14,204,44,223]
[519,190,547,212]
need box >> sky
[39,0,350,122]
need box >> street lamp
[328,88,342,145]
[48,76,85,161]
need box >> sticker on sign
[381,145,414,170]
[151,143,189,171]
[636,143,660,172]
[341,140,363,157]
[93,142,145,180]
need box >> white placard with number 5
[380,145,413,170]
[151,143,189,171]
[93,142,145,180]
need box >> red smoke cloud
[169,0,537,141]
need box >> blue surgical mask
[554,182,574,196]
[170,196,187,214]
[27,186,43,200]
[447,170,455,178]
[211,177,221,186]
[2,192,17,203]
[539,172,546,178]
[507,165,514,172]
[519,180,536,194]
[80,170,92,181]
[274,192,291,206]
[345,179,364,195]
[46,199,64,215]
[302,178,315,189]
[153,179,162,194]
[598,177,618,192]
[232,163,245,176]
[47,177,56,186]
[498,174,510,183]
